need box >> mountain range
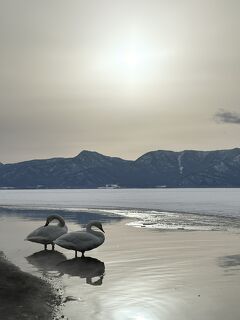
[0,148,240,188]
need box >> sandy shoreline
[1,215,240,319]
[0,251,61,320]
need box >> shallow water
[1,189,240,319]
[1,214,240,320]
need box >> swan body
[54,221,105,257]
[26,215,68,250]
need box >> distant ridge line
[0,147,240,188]
[2,147,240,165]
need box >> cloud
[215,109,240,124]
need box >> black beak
[100,226,105,233]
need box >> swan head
[45,214,66,227]
[87,221,105,233]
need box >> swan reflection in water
[58,257,105,286]
[26,250,67,276]
[26,251,105,285]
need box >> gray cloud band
[215,110,240,124]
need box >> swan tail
[26,236,50,244]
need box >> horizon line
[1,146,240,166]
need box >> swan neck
[90,229,105,240]
[56,217,65,227]
[86,224,92,232]
[86,225,104,240]
[47,215,65,227]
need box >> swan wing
[56,231,98,244]
[26,225,67,243]
[55,231,100,251]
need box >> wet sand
[0,251,60,320]
[1,215,240,320]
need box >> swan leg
[75,251,77,258]
[44,244,47,250]
[81,251,85,257]
[52,244,55,251]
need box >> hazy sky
[1,0,240,163]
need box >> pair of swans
[26,215,105,258]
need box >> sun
[94,35,171,86]
[115,46,147,70]
[118,49,144,67]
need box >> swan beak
[100,226,105,233]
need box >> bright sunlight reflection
[113,306,159,320]
[135,313,146,320]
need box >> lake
[1,189,240,320]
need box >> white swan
[26,215,68,250]
[54,221,105,258]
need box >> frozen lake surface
[0,188,240,215]
[0,188,240,231]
